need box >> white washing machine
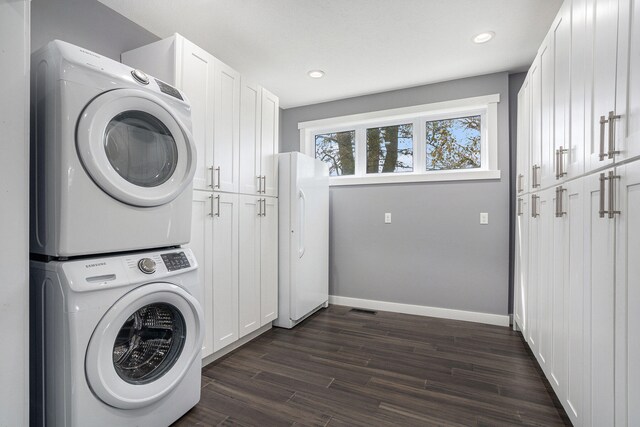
[30,248,204,427]
[30,40,197,257]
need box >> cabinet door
[540,34,556,189]
[527,192,540,352]
[530,57,542,191]
[563,179,586,425]
[178,39,215,191]
[550,185,567,395]
[570,0,588,180]
[536,188,553,372]
[615,160,640,426]
[553,3,573,181]
[585,0,620,171]
[261,88,279,197]
[212,192,239,352]
[213,59,240,193]
[260,197,279,325]
[516,78,530,195]
[514,196,529,333]
[238,195,261,338]
[584,168,616,427]
[615,0,640,162]
[188,190,214,358]
[239,81,262,195]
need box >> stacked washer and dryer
[30,41,204,426]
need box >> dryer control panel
[160,251,191,271]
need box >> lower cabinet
[190,190,278,359]
[238,195,278,338]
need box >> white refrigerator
[274,152,329,328]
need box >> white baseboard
[201,323,271,367]
[329,295,509,327]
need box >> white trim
[299,94,500,186]
[329,169,500,186]
[202,324,271,367]
[329,295,509,327]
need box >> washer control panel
[137,257,157,274]
[160,251,191,271]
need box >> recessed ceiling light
[308,70,325,79]
[473,31,495,44]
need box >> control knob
[138,258,156,274]
[131,69,149,85]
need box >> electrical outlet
[480,212,489,224]
[384,213,391,224]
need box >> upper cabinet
[239,82,280,197]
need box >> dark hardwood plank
[172,305,571,426]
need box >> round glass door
[77,89,196,207]
[85,283,204,409]
[112,303,186,385]
[104,111,179,188]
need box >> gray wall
[281,73,511,315]
[31,0,158,59]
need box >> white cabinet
[516,77,530,195]
[569,0,588,180]
[513,196,529,333]
[535,188,553,371]
[526,192,540,352]
[239,82,280,197]
[211,192,239,352]
[540,34,556,189]
[553,2,574,181]
[585,0,621,172]
[122,34,240,192]
[238,195,278,338]
[188,191,239,357]
[530,56,542,191]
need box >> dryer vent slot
[86,274,116,283]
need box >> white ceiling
[99,0,562,109]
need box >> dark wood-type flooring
[173,305,571,426]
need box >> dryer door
[85,282,203,409]
[77,88,196,207]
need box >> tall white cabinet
[514,0,640,425]
[123,34,279,360]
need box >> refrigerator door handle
[298,189,306,258]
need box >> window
[299,94,500,185]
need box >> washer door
[85,282,203,409]
[77,89,196,207]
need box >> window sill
[328,169,501,186]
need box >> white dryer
[30,40,197,257]
[30,248,203,427]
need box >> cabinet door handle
[531,194,539,218]
[599,173,607,218]
[517,198,523,216]
[209,194,214,217]
[599,115,608,161]
[215,195,221,217]
[555,149,560,179]
[257,175,262,193]
[215,167,221,189]
[555,186,566,218]
[262,176,267,194]
[518,174,524,193]
[262,198,266,217]
[559,146,567,178]
[607,110,621,159]
[209,166,215,188]
[532,165,540,188]
[257,198,262,216]
[607,171,621,218]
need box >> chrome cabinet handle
[518,174,524,193]
[209,195,214,217]
[531,194,539,218]
[599,115,607,161]
[607,111,621,159]
[517,198,523,216]
[555,149,560,179]
[215,195,220,217]
[599,173,607,218]
[262,176,267,194]
[607,171,621,218]
[558,146,567,178]
[215,167,221,189]
[532,165,540,188]
[555,186,566,218]
[262,198,266,216]
[209,166,215,188]
[258,175,262,193]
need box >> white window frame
[299,94,501,186]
